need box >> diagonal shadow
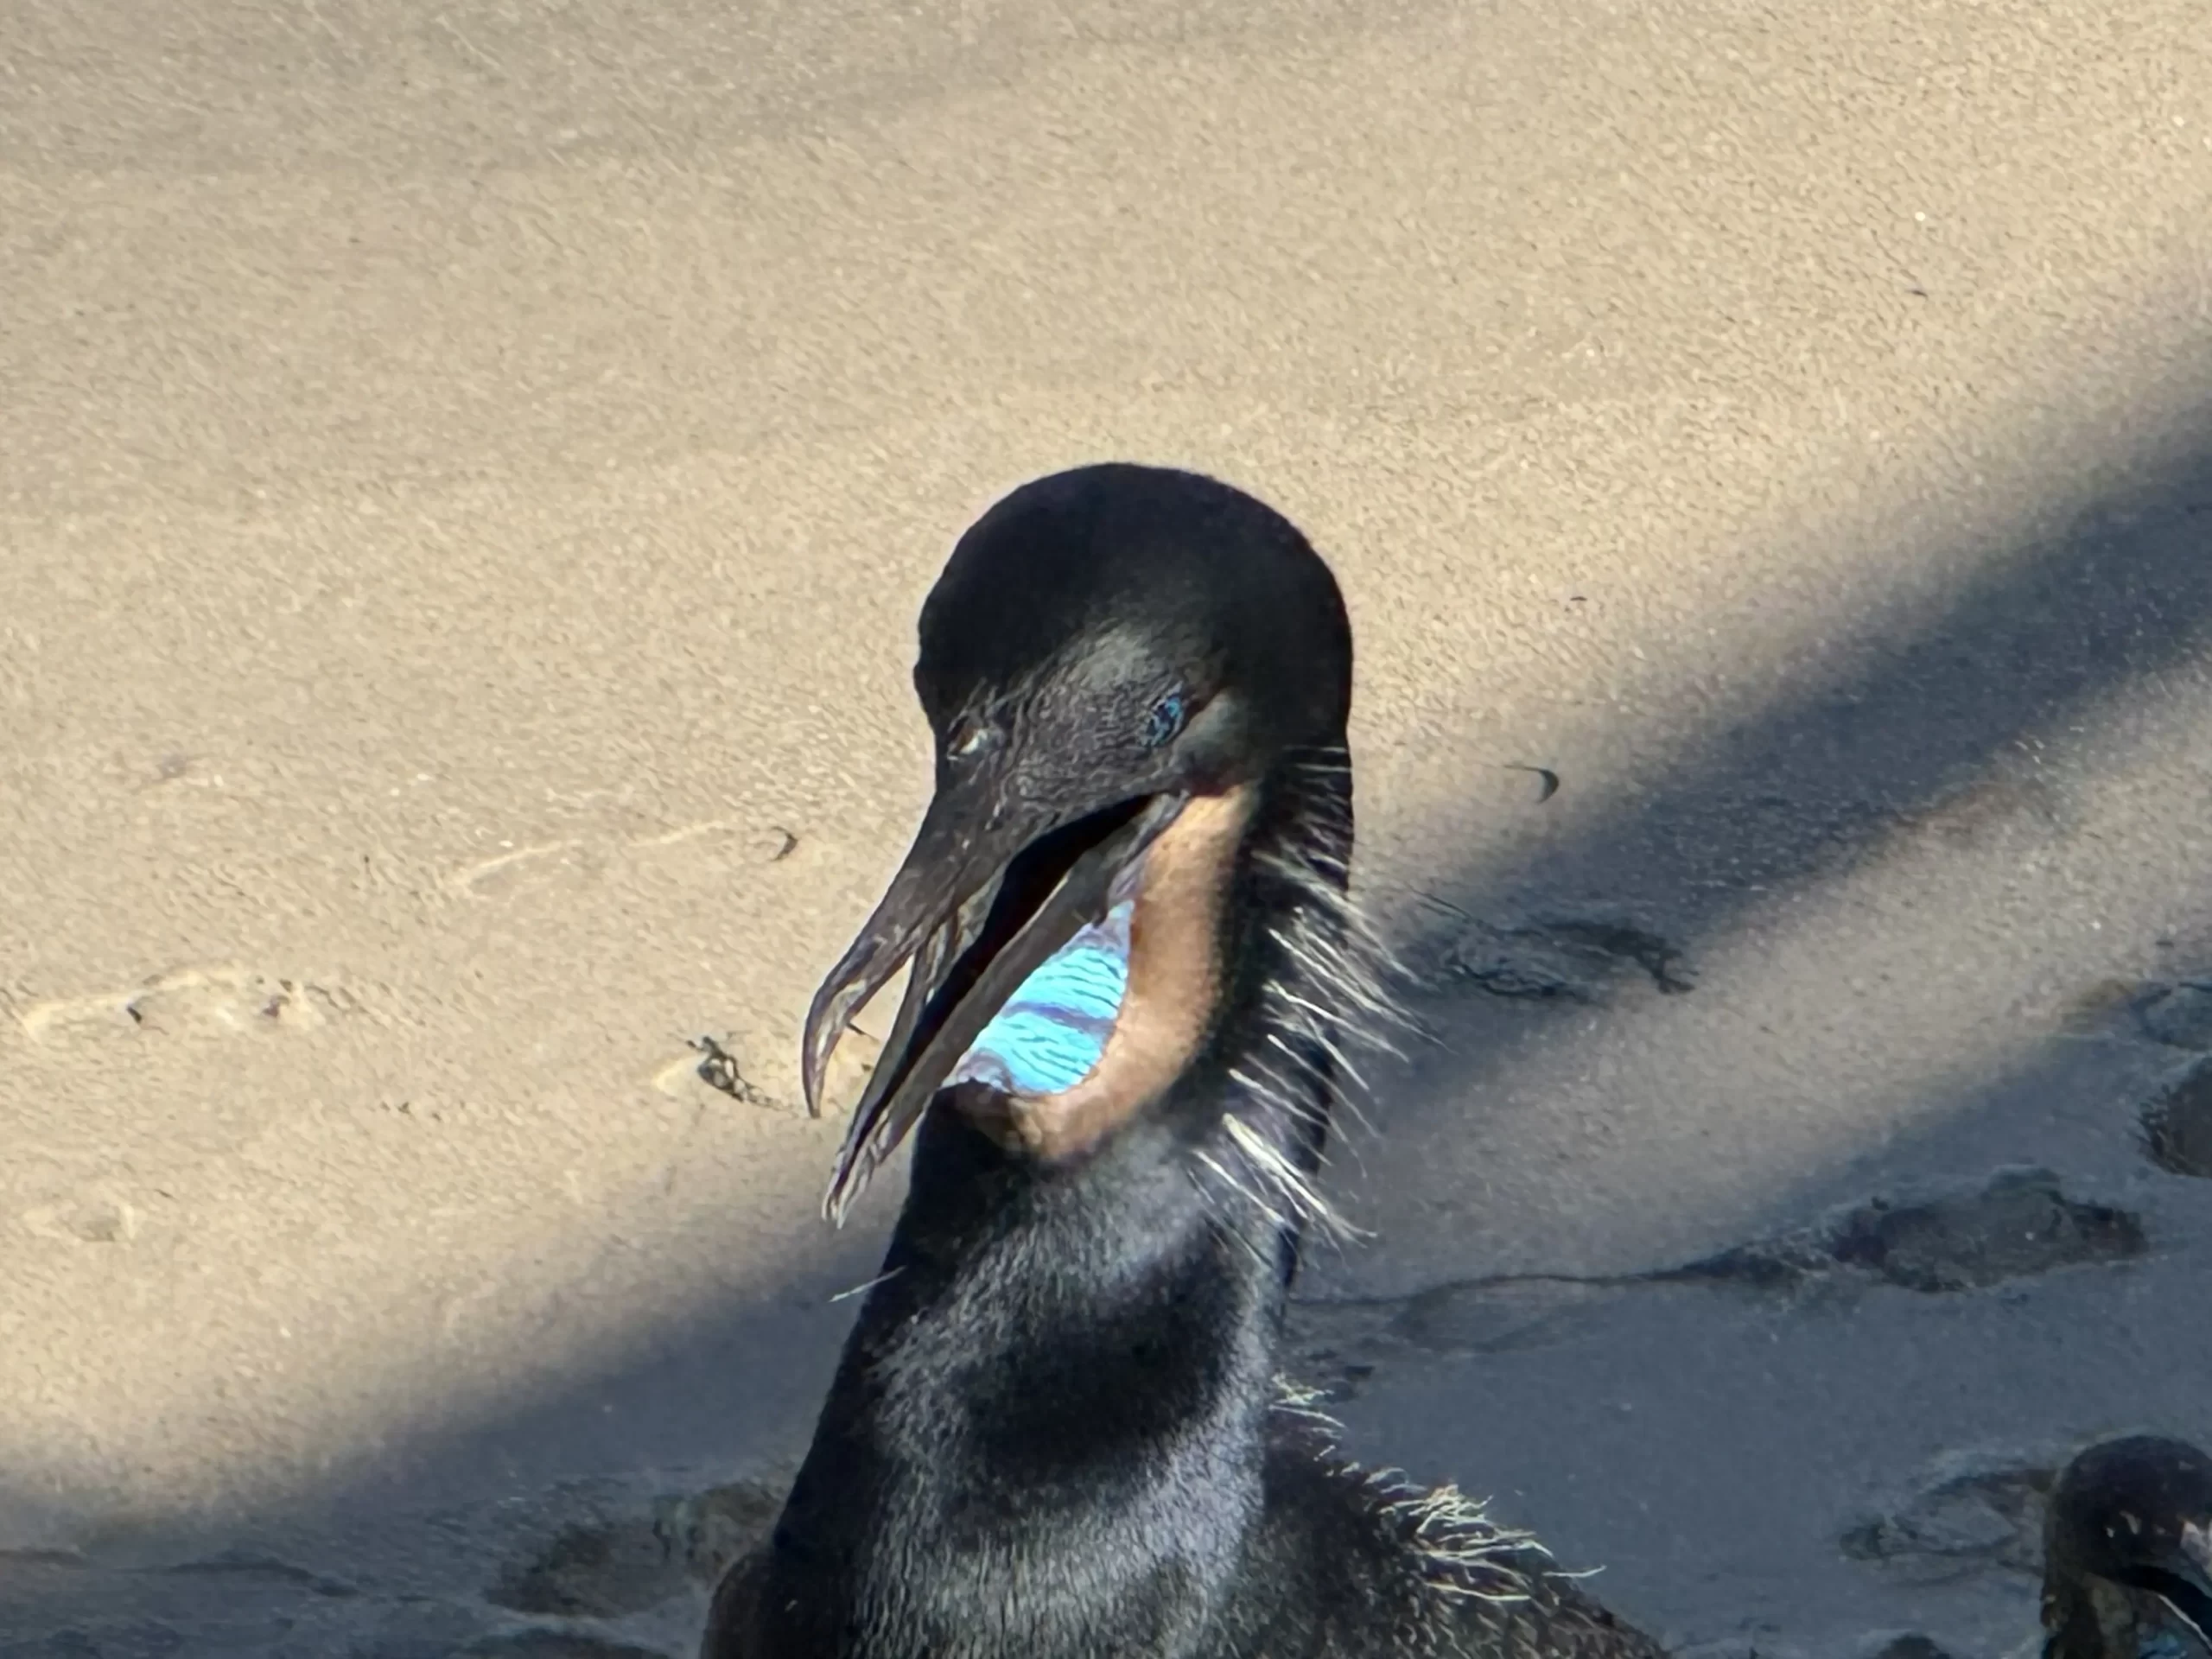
[4,416,2211,1650]
[1313,414,2212,1277]
[1402,435,2212,968]
[1300,1007,2212,1647]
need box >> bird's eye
[948,719,994,760]
[1141,691,1186,750]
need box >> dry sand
[4,0,2212,1652]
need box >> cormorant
[2044,1435,2212,1659]
[703,463,1664,1659]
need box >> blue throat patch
[948,899,1135,1096]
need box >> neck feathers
[1192,746,1412,1255]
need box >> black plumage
[2044,1435,2212,1659]
[704,464,1663,1659]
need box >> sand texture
[4,0,2212,1651]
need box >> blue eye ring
[1141,691,1186,749]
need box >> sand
[3,0,2211,1651]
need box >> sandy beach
[4,0,2212,1651]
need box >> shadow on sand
[5,415,2212,1653]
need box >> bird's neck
[758,760,1361,1657]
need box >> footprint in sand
[444,839,601,900]
[2143,1056,2212,1179]
[20,1190,143,1245]
[629,819,799,864]
[444,821,796,902]
[14,968,360,1052]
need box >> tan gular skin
[961,784,1258,1164]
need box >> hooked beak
[803,775,1188,1224]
